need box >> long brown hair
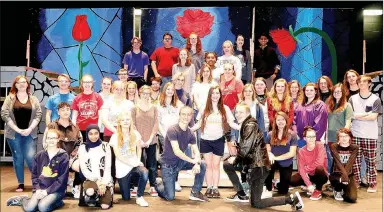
[317,76,333,93]
[196,64,213,83]
[201,86,227,133]
[302,83,320,106]
[343,69,359,97]
[177,49,192,67]
[10,75,30,95]
[116,112,137,153]
[254,77,268,95]
[288,80,304,104]
[269,79,292,112]
[159,82,179,107]
[270,112,289,146]
[326,83,347,113]
[186,32,203,55]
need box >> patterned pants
[352,137,377,186]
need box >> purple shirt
[122,50,149,78]
[294,100,328,140]
[161,124,196,165]
[265,132,297,167]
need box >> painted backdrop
[255,7,361,85]
[30,8,134,91]
[140,7,251,61]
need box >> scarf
[84,124,102,152]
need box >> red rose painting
[176,9,214,38]
[269,28,296,58]
[72,15,91,81]
[72,15,91,42]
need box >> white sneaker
[136,196,149,207]
[131,187,138,197]
[148,187,158,197]
[72,185,80,199]
[261,188,273,199]
[175,182,182,192]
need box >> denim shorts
[200,136,225,156]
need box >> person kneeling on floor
[155,106,208,202]
[226,103,304,210]
[330,128,358,203]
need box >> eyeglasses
[334,91,342,94]
[82,81,93,84]
[164,38,172,41]
[46,137,58,140]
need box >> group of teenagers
[1,31,382,212]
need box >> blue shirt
[161,124,196,166]
[122,50,149,78]
[45,93,75,121]
[265,132,297,167]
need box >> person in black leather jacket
[227,103,304,210]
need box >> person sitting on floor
[109,112,149,207]
[6,129,69,212]
[290,126,329,201]
[43,102,83,199]
[330,128,358,203]
[78,125,113,210]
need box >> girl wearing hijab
[78,125,113,210]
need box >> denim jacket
[1,94,42,139]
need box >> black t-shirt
[13,96,32,129]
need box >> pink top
[297,143,328,186]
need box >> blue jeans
[22,192,64,212]
[325,143,333,174]
[117,166,149,200]
[156,159,206,201]
[7,133,36,184]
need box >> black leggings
[329,173,357,203]
[265,163,293,194]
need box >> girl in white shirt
[109,112,149,207]
[215,40,242,81]
[191,86,240,198]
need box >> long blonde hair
[116,112,137,153]
[269,79,292,112]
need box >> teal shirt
[327,103,353,142]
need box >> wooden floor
[1,165,382,212]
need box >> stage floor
[1,165,382,212]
